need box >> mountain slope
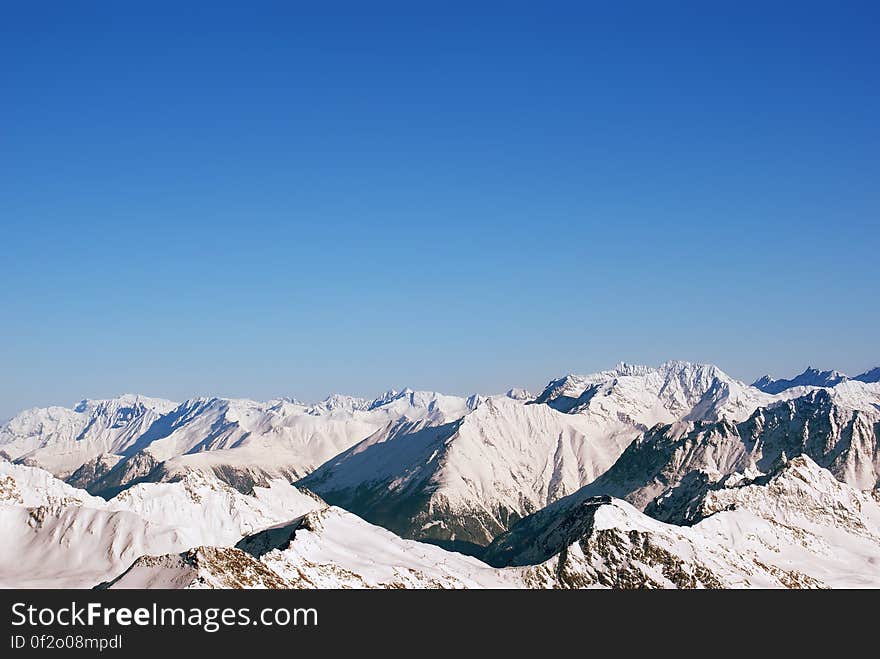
[557,382,880,520]
[855,367,880,383]
[0,395,177,478]
[536,361,776,423]
[300,396,634,549]
[100,547,293,589]
[99,390,478,495]
[257,506,523,588]
[485,455,880,588]
[0,461,322,587]
[0,390,477,497]
[301,362,780,549]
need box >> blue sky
[1,2,878,417]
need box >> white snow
[0,461,321,587]
[1,361,878,589]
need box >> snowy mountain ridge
[484,455,880,588]
[9,451,874,590]
[1,359,878,588]
[300,360,848,548]
[0,388,480,494]
[0,460,322,587]
[753,365,880,393]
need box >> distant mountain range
[752,366,880,393]
[1,360,878,588]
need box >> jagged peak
[314,393,370,413]
[752,367,849,394]
[797,366,848,383]
[73,393,176,413]
[611,361,655,376]
[533,360,745,419]
[367,389,402,409]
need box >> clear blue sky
[2,2,878,417]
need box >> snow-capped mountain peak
[505,388,533,401]
[72,394,177,415]
[1,359,879,589]
[484,454,880,588]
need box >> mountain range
[1,360,878,588]
[752,366,880,393]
